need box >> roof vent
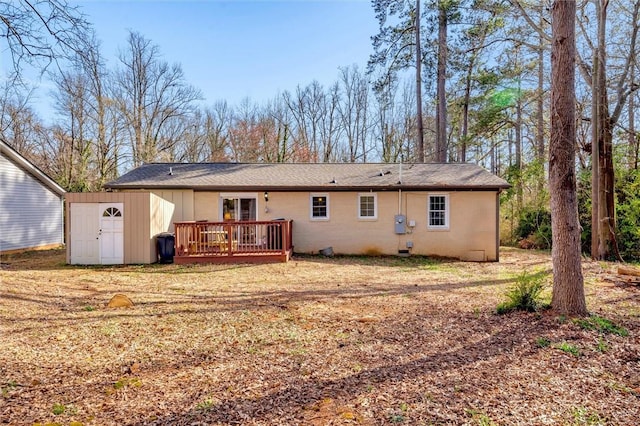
[330,177,337,184]
[168,167,173,176]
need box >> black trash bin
[156,233,175,263]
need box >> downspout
[61,196,66,247]
[398,161,403,215]
[398,161,403,253]
[495,190,500,262]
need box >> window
[428,194,449,229]
[358,193,377,219]
[102,207,122,217]
[310,194,329,220]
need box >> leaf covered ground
[1,248,638,425]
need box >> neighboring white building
[1,141,65,253]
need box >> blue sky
[69,0,378,108]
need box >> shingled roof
[104,162,510,191]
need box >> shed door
[70,203,100,264]
[99,203,124,264]
[70,203,124,264]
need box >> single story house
[1,141,66,254]
[65,162,509,264]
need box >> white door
[70,203,100,264]
[99,203,124,264]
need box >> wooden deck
[173,220,293,264]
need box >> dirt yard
[1,248,638,425]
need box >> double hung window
[310,194,329,220]
[358,193,377,219]
[428,194,449,229]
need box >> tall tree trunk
[435,1,447,162]
[515,86,523,211]
[536,6,546,194]
[591,0,621,261]
[630,67,638,169]
[591,46,602,259]
[597,0,613,260]
[415,0,425,162]
[549,0,587,316]
[460,68,471,163]
[536,6,546,165]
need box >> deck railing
[173,220,293,263]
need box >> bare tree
[0,84,43,155]
[283,82,327,162]
[115,31,201,166]
[338,65,371,162]
[511,0,639,259]
[415,0,425,162]
[264,94,294,163]
[204,100,232,162]
[549,0,587,315]
[176,108,208,162]
[228,97,261,162]
[255,109,281,163]
[79,35,121,188]
[369,0,425,162]
[578,0,640,260]
[629,65,638,169]
[52,67,92,190]
[0,0,90,81]
[318,82,341,162]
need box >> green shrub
[572,406,604,425]
[578,165,640,261]
[616,168,640,261]
[596,338,609,353]
[515,208,552,250]
[497,271,547,314]
[535,337,551,348]
[555,341,581,357]
[574,315,629,336]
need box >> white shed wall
[0,153,64,252]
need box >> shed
[1,141,65,253]
[65,192,174,264]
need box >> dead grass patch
[1,247,638,425]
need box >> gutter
[104,184,512,192]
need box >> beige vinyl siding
[150,193,175,235]
[151,190,194,231]
[194,191,219,221]
[1,154,64,252]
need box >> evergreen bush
[496,271,548,314]
[514,208,552,250]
